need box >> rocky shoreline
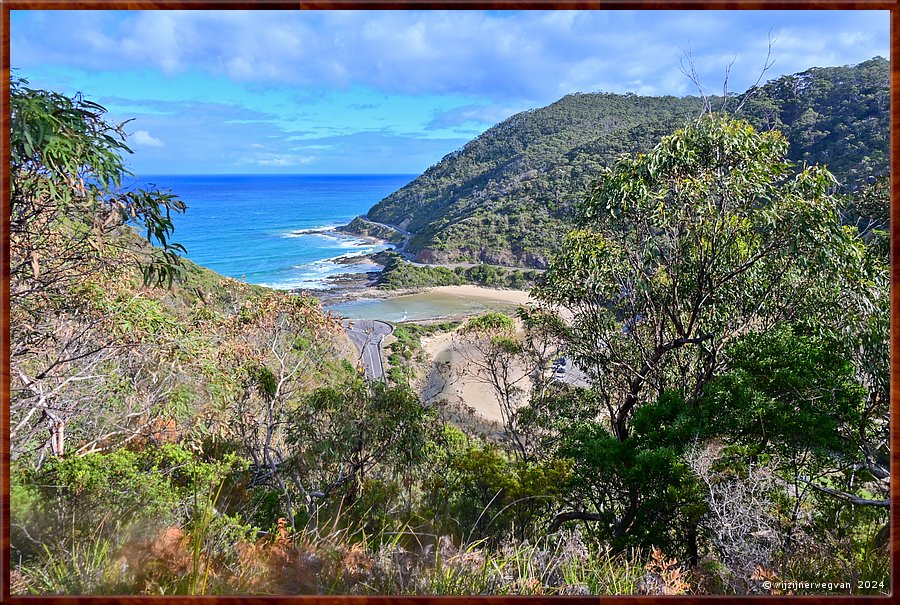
[308,267,434,306]
[289,226,398,304]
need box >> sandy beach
[425,285,536,306]
[325,284,539,323]
[328,279,543,423]
[421,331,505,423]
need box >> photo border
[0,1,896,602]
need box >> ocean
[134,174,415,290]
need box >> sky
[10,10,889,175]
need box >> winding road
[362,217,413,238]
[341,319,393,382]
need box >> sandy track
[420,328,532,426]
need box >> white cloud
[131,129,164,147]
[254,154,314,166]
[427,104,526,130]
[11,10,888,105]
[290,144,333,151]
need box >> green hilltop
[356,57,888,268]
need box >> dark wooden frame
[1,1,896,602]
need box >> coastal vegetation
[9,61,889,596]
[374,251,541,290]
[342,216,407,244]
[384,321,461,387]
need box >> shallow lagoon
[326,290,528,322]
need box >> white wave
[278,224,343,238]
[292,261,334,275]
[337,239,369,249]
[332,248,377,259]
[259,233,387,291]
[290,245,386,269]
[269,256,380,291]
[260,277,332,291]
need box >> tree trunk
[687,523,698,567]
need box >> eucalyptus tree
[9,77,187,463]
[535,114,865,443]
[534,115,876,558]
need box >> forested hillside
[739,57,889,183]
[361,58,888,267]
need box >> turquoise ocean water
[134,174,414,290]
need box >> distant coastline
[134,174,413,290]
[126,174,537,322]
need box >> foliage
[385,326,421,386]
[285,381,435,523]
[557,398,707,557]
[376,252,464,288]
[10,76,187,291]
[375,251,541,290]
[421,427,572,542]
[739,57,889,187]
[19,536,129,595]
[9,78,369,595]
[12,443,246,589]
[534,112,884,583]
[10,73,888,595]
[340,216,406,243]
[384,322,463,387]
[9,78,193,466]
[536,114,862,441]
[460,311,515,335]
[368,93,706,266]
[702,325,866,461]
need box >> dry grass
[15,519,677,596]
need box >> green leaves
[539,114,864,442]
[702,324,867,459]
[738,57,888,188]
[461,312,515,335]
[559,419,705,554]
[533,228,622,305]
[533,112,884,558]
[286,381,434,501]
[10,76,187,292]
[12,79,123,188]
[28,444,243,536]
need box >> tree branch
[798,477,889,507]
[548,510,604,534]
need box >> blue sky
[10,10,889,175]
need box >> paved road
[361,217,413,237]
[342,319,393,381]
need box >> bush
[422,427,571,541]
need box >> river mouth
[325,289,530,322]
